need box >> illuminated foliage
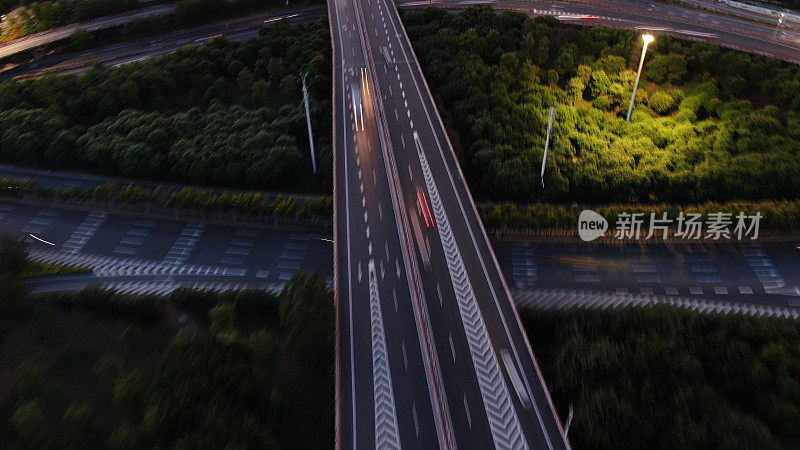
[404,7,800,203]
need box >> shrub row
[42,286,282,323]
[478,200,800,233]
[0,176,333,226]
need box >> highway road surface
[417,0,800,64]
[0,8,325,80]
[5,0,800,80]
[330,0,570,446]
[680,0,800,30]
[2,198,799,304]
[0,4,175,60]
[0,199,334,294]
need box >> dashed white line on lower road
[448,333,456,362]
[62,211,106,254]
[412,402,419,437]
[464,395,472,429]
[401,340,409,369]
[29,217,53,226]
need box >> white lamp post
[626,33,654,122]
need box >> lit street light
[626,33,654,122]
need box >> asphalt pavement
[331,0,573,445]
[0,7,326,80]
[494,238,800,306]
[1,1,799,447]
[5,0,799,81]
[414,0,800,63]
[0,200,334,294]
[2,198,797,302]
[0,4,175,60]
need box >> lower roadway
[407,0,800,64]
[0,8,326,81]
[4,0,799,82]
[2,197,798,304]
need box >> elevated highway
[330,0,570,447]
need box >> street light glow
[626,33,655,122]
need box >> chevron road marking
[368,259,402,449]
[512,288,800,319]
[413,131,528,450]
[98,280,289,296]
[27,248,246,277]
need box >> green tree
[279,272,333,365]
[208,302,237,341]
[646,53,687,84]
[649,90,674,115]
[589,70,611,98]
[113,371,147,418]
[0,235,27,276]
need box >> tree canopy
[404,7,800,203]
[0,21,333,191]
[0,235,334,449]
[523,307,800,449]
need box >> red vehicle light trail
[418,193,430,227]
[422,192,435,228]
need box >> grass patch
[19,261,91,279]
